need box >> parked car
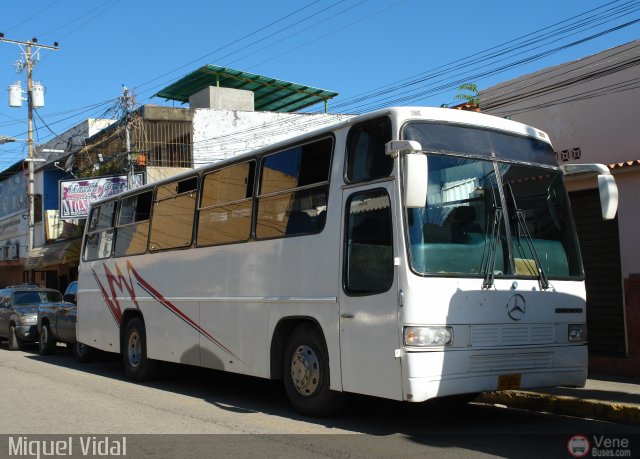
[37,289,76,355]
[0,284,64,351]
[38,281,94,361]
[63,281,77,304]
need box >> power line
[480,44,640,115]
[38,1,122,39]
[132,0,330,95]
[315,0,639,111]
[3,0,62,34]
[333,17,640,114]
[190,10,640,150]
[243,0,408,71]
[5,0,640,166]
[489,77,640,117]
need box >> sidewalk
[475,374,640,426]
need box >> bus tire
[73,341,95,363]
[8,324,24,351]
[38,323,56,355]
[283,324,346,417]
[122,317,158,381]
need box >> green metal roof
[154,65,338,113]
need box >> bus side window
[197,161,255,246]
[346,117,392,183]
[256,137,332,239]
[115,190,153,257]
[344,189,394,295]
[83,201,117,261]
[149,176,198,251]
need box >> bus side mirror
[404,154,428,208]
[598,173,618,220]
[561,164,618,220]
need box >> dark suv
[0,284,64,351]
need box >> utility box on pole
[8,82,22,107]
[31,82,44,108]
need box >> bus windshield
[403,124,582,280]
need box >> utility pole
[120,86,135,189]
[1,34,58,282]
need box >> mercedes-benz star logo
[506,293,526,321]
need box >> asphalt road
[1,343,638,459]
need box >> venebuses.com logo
[567,434,632,457]
[567,435,590,457]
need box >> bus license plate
[497,373,521,390]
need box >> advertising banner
[59,174,144,219]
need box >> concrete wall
[481,41,640,165]
[189,86,254,111]
[192,110,351,167]
[39,118,116,161]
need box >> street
[1,343,639,459]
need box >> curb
[476,390,640,426]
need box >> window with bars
[138,121,193,168]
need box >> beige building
[481,40,640,376]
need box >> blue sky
[0,0,639,167]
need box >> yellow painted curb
[476,391,640,426]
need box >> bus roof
[87,106,552,206]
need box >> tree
[453,83,479,109]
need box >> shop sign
[59,174,144,219]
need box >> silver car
[0,284,64,351]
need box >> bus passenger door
[339,185,402,400]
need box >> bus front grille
[471,324,555,347]
[469,352,554,372]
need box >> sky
[0,0,639,168]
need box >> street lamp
[0,135,16,144]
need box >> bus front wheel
[122,317,158,381]
[283,324,346,417]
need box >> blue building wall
[43,169,70,210]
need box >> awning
[23,239,82,270]
[154,65,339,113]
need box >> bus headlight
[404,326,453,347]
[568,324,587,342]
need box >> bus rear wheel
[122,317,158,381]
[283,324,346,417]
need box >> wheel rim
[290,344,320,396]
[127,331,141,368]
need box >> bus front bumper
[401,345,588,402]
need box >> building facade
[481,40,640,376]
[0,67,348,293]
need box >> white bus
[76,106,617,416]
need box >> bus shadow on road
[18,343,635,455]
[21,343,482,428]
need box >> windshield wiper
[482,184,502,289]
[506,184,550,290]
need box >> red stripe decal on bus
[92,261,239,361]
